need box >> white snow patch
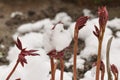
[83,9,95,18]
[11,11,23,18]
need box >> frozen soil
[0,0,120,79]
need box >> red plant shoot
[111,64,119,80]
[47,48,67,80]
[47,50,56,80]
[94,6,108,80]
[6,37,39,80]
[73,16,89,80]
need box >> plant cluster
[6,6,119,80]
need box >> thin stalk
[106,37,113,80]
[60,58,64,80]
[101,68,105,80]
[116,73,118,80]
[73,27,79,80]
[6,60,19,80]
[114,74,118,80]
[96,30,105,80]
[101,72,105,80]
[96,39,102,80]
[53,62,58,78]
[50,57,55,80]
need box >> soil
[0,0,120,79]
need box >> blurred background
[0,0,120,65]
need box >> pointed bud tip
[75,16,89,30]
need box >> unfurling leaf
[75,16,89,30]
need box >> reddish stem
[6,60,19,80]
[60,58,64,80]
[101,69,105,80]
[73,27,79,80]
[96,40,102,80]
[116,73,118,80]
[96,29,105,80]
[53,62,57,78]
[114,73,118,80]
[50,57,55,80]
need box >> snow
[83,9,95,18]
[0,44,5,49]
[17,19,52,34]
[43,23,72,52]
[68,56,85,69]
[11,11,23,18]
[108,18,120,29]
[1,11,120,80]
[52,12,72,26]
[54,70,72,80]
[116,31,120,37]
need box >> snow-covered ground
[0,9,120,80]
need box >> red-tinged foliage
[75,16,89,30]
[47,50,57,58]
[57,51,64,59]
[111,64,118,74]
[93,25,100,38]
[15,38,39,67]
[15,37,23,50]
[111,64,119,80]
[98,6,108,28]
[16,78,21,80]
[47,47,68,59]
[47,50,64,59]
[95,7,108,80]
[52,22,64,30]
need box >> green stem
[6,60,19,80]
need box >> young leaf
[75,16,89,30]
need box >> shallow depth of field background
[0,0,120,80]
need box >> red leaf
[75,16,89,30]
[29,53,40,56]
[47,50,57,58]
[15,37,22,50]
[111,64,118,74]
[94,25,100,33]
[93,31,99,38]
[98,6,108,27]
[15,37,39,67]
[28,50,38,52]
[18,54,27,67]
[57,51,64,58]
